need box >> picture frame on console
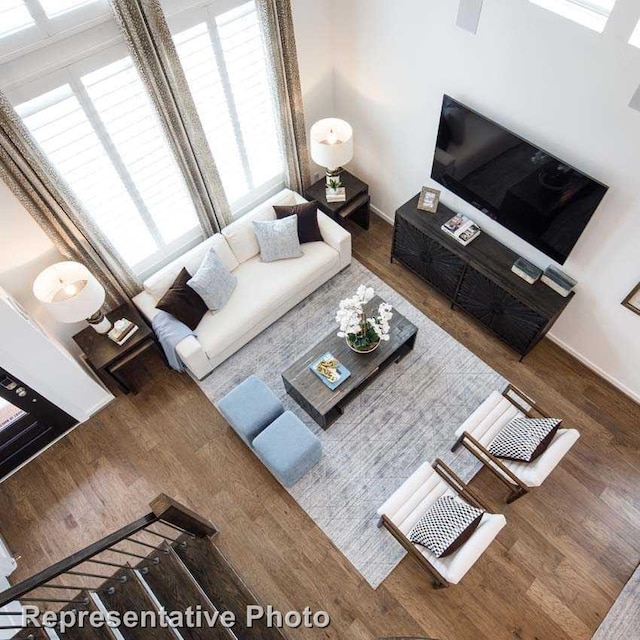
[417,186,441,213]
[622,282,640,316]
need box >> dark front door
[0,368,77,481]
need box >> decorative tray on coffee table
[309,352,351,391]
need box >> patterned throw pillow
[488,417,562,463]
[252,216,303,263]
[408,495,484,558]
[187,248,237,311]
[273,201,323,243]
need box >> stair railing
[0,494,217,634]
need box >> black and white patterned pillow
[408,495,484,558]
[488,417,562,463]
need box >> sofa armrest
[132,290,160,322]
[318,212,351,269]
[176,336,211,380]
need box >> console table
[391,195,573,358]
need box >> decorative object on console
[336,285,393,353]
[108,318,138,345]
[252,216,303,262]
[326,183,346,203]
[310,118,354,184]
[33,261,113,334]
[441,214,481,246]
[273,200,323,243]
[417,186,441,213]
[541,265,577,297]
[622,282,640,316]
[511,257,542,284]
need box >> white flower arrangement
[336,285,393,351]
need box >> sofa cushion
[144,234,238,301]
[195,242,340,359]
[253,216,302,262]
[156,268,208,330]
[221,190,299,263]
[274,200,323,243]
[408,495,484,558]
[488,416,562,463]
[187,248,237,311]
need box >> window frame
[529,0,616,33]
[10,43,205,280]
[0,0,111,64]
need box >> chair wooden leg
[451,435,463,452]
[506,486,529,503]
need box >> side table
[304,170,370,230]
[73,303,162,394]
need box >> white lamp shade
[33,261,106,324]
[310,118,354,170]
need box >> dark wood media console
[391,194,574,359]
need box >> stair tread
[173,537,286,640]
[136,546,232,640]
[57,590,114,640]
[98,569,177,640]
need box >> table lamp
[33,261,112,334]
[310,118,353,185]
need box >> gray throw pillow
[187,248,237,311]
[252,216,302,262]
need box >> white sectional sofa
[133,189,352,379]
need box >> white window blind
[529,0,616,32]
[16,54,202,276]
[0,1,35,40]
[39,0,97,19]
[170,0,285,215]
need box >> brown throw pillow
[156,268,208,330]
[273,201,323,244]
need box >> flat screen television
[431,95,608,264]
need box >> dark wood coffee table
[282,296,418,429]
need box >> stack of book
[326,187,346,203]
[108,318,138,345]
[541,266,577,297]
[441,214,481,246]
[511,257,542,284]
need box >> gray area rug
[198,260,505,587]
[592,564,640,639]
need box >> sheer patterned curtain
[107,0,233,230]
[0,91,135,303]
[256,0,311,192]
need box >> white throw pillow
[187,248,237,311]
[252,216,302,262]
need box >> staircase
[0,496,286,640]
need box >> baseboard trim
[370,202,639,404]
[370,203,394,225]
[546,334,640,404]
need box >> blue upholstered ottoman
[216,375,284,445]
[252,411,322,487]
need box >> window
[168,0,285,215]
[529,0,616,33]
[15,51,202,276]
[0,0,109,62]
[630,20,640,48]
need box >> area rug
[198,260,505,587]
[592,564,640,639]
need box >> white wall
[324,0,640,401]
[290,0,336,181]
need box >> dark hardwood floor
[1,215,639,640]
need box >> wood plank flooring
[1,215,639,640]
